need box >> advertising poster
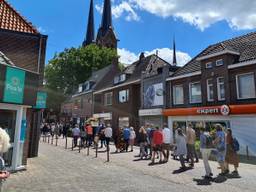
[3,67,25,104]
[144,83,164,107]
[34,92,47,109]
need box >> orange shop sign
[163,104,256,116]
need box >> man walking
[186,124,198,167]
[123,126,130,152]
[200,127,214,179]
[72,124,80,148]
[104,124,113,152]
[162,124,172,162]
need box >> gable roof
[94,54,177,93]
[0,0,39,34]
[0,51,14,66]
[72,64,114,97]
[172,31,256,77]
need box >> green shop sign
[3,67,25,104]
[34,92,47,109]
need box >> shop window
[119,89,129,103]
[206,62,213,69]
[216,59,224,66]
[217,77,225,101]
[173,85,184,105]
[189,82,202,103]
[236,73,256,99]
[207,79,214,102]
[104,92,113,106]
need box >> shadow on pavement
[193,175,228,185]
[172,167,193,174]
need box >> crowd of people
[40,121,240,180]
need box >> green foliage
[44,44,117,111]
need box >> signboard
[139,108,163,116]
[144,83,164,107]
[3,67,25,104]
[34,92,47,109]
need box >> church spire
[172,37,177,66]
[101,0,112,32]
[83,0,95,47]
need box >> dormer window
[83,82,90,91]
[216,59,224,66]
[78,84,83,93]
[114,74,127,84]
[206,62,213,69]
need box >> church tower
[96,0,118,50]
[83,0,95,47]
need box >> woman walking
[129,127,136,152]
[138,126,148,159]
[176,128,187,170]
[225,128,239,175]
[213,124,226,175]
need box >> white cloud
[37,26,46,33]
[108,0,256,30]
[118,48,138,64]
[96,1,140,22]
[118,47,191,66]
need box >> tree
[44,44,117,111]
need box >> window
[114,74,126,84]
[217,77,225,101]
[104,92,113,106]
[189,82,202,103]
[84,82,90,91]
[207,79,214,102]
[216,59,224,66]
[206,62,213,69]
[173,85,184,105]
[78,84,83,93]
[114,76,119,84]
[120,74,126,82]
[119,89,129,103]
[236,73,256,99]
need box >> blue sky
[9,0,255,65]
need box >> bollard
[79,138,81,153]
[65,137,67,149]
[246,145,249,160]
[55,136,58,146]
[51,136,54,145]
[87,145,89,156]
[48,135,50,143]
[107,144,110,162]
[95,143,98,158]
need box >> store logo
[197,108,219,115]
[220,105,230,116]
[6,76,23,93]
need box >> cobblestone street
[3,138,256,192]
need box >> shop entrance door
[0,109,16,167]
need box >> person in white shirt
[104,124,113,150]
[162,124,173,162]
[129,127,136,152]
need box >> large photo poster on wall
[144,83,163,107]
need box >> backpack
[205,134,213,148]
[233,138,240,152]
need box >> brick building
[163,32,256,158]
[93,54,179,134]
[0,0,47,171]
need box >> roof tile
[0,0,38,34]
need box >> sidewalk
[44,136,256,192]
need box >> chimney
[139,52,145,61]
